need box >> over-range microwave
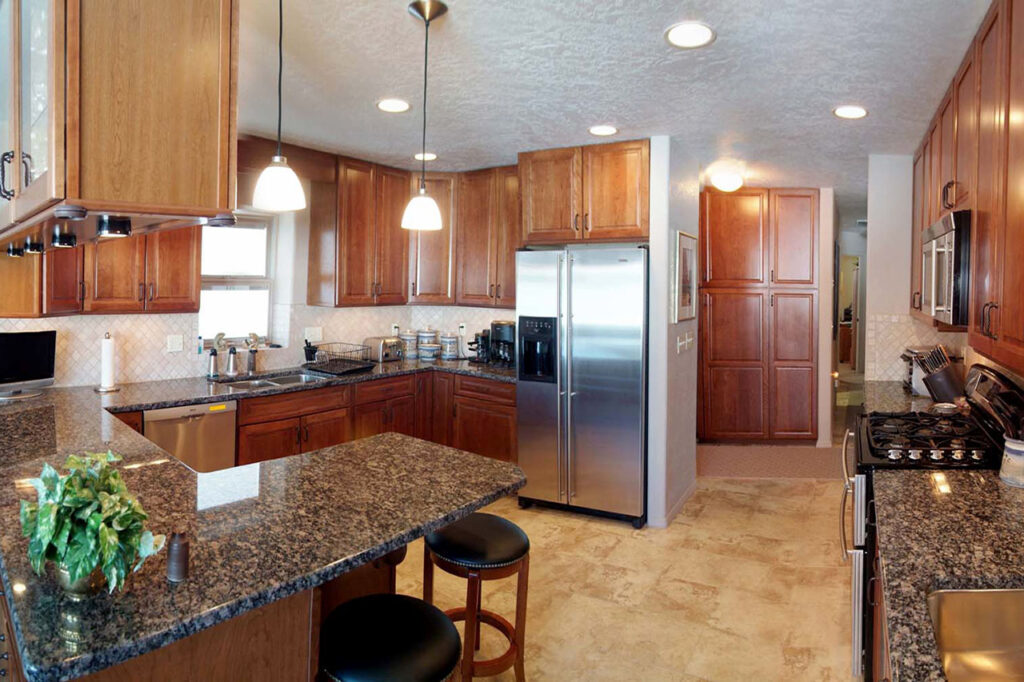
[917,210,970,326]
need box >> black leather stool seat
[320,594,461,682]
[425,513,530,569]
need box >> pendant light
[252,0,306,212]
[401,1,447,232]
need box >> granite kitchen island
[0,384,525,681]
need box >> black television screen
[0,331,57,387]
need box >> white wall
[647,136,700,528]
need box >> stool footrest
[445,607,519,677]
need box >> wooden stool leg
[462,571,482,681]
[423,544,434,605]
[513,554,529,682]
[474,582,483,651]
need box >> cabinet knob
[496,284,501,298]
[138,283,145,301]
[584,213,590,232]
[573,214,580,232]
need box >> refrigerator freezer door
[568,246,647,516]
[516,250,565,503]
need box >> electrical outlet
[458,323,467,336]
[391,323,400,336]
[166,334,184,353]
[303,327,323,343]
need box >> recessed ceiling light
[664,21,716,49]
[588,125,618,137]
[833,105,868,120]
[377,98,411,113]
[414,152,437,161]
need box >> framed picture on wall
[674,231,697,323]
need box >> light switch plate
[303,327,323,343]
[166,334,184,353]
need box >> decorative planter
[55,565,102,601]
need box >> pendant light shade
[253,0,306,212]
[253,155,306,211]
[402,1,447,231]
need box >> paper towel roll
[100,333,116,390]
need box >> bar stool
[423,512,530,681]
[319,593,461,682]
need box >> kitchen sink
[224,379,280,390]
[269,373,325,385]
[928,588,1024,680]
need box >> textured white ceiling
[238,0,991,217]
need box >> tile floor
[396,478,850,681]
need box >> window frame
[199,215,275,347]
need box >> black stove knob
[929,449,945,461]
[908,449,924,460]
[951,450,966,461]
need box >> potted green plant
[19,451,166,597]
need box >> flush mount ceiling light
[377,98,411,113]
[705,159,746,192]
[252,0,306,212]
[51,223,78,248]
[96,215,132,239]
[664,21,716,49]
[588,125,618,137]
[414,152,437,161]
[401,0,447,232]
[833,104,868,120]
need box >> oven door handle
[839,481,851,563]
[841,428,853,491]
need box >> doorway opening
[833,218,867,442]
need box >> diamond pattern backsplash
[864,314,967,381]
[0,305,511,386]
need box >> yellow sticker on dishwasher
[208,404,227,412]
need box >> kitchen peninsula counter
[0,374,525,681]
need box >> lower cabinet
[353,395,416,439]
[0,593,26,682]
[431,372,455,446]
[452,396,517,462]
[414,373,434,440]
[302,407,352,452]
[238,417,302,465]
[113,410,144,433]
[872,553,892,681]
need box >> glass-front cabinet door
[15,0,62,222]
[0,0,15,229]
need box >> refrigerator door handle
[565,254,574,501]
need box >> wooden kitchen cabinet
[301,407,352,453]
[43,244,83,315]
[520,140,649,245]
[414,372,433,441]
[374,166,411,305]
[5,0,237,226]
[0,592,26,682]
[769,188,817,287]
[353,396,415,440]
[872,553,892,682]
[928,119,943,225]
[953,50,977,208]
[455,165,520,308]
[334,157,376,306]
[0,252,41,317]
[452,396,517,463]
[408,173,457,305]
[700,188,769,287]
[143,226,202,312]
[938,91,955,215]
[910,148,926,317]
[113,410,144,434]
[82,234,147,312]
[769,291,817,439]
[238,418,301,465]
[431,371,455,447]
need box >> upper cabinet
[408,173,457,305]
[373,166,411,305]
[1,0,237,231]
[911,149,926,317]
[769,188,818,287]
[520,139,649,244]
[700,188,769,287]
[455,165,519,309]
[953,51,977,209]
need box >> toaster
[363,336,402,362]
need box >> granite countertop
[862,380,935,414]
[0,361,525,681]
[873,469,1024,681]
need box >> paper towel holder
[94,332,121,394]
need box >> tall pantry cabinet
[698,187,819,442]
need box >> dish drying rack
[302,342,375,376]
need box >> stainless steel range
[861,411,996,467]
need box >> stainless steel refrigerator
[516,245,647,527]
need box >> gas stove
[861,411,997,468]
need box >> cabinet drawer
[354,375,416,405]
[454,375,517,406]
[239,386,351,425]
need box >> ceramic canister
[417,329,438,346]
[399,330,418,359]
[1000,437,1024,488]
[419,343,442,362]
[439,331,459,360]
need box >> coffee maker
[489,321,516,367]
[468,330,490,364]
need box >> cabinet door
[408,173,456,304]
[0,592,26,682]
[337,158,376,306]
[452,396,517,462]
[911,150,925,315]
[352,401,387,440]
[414,372,433,441]
[769,291,817,439]
[928,121,942,224]
[238,417,301,465]
[82,234,146,312]
[699,290,768,440]
[494,165,520,309]
[0,0,14,230]
[519,147,582,243]
[432,371,455,446]
[388,394,416,437]
[456,168,496,306]
[144,225,201,312]
[970,3,1007,353]
[769,188,817,287]
[373,165,410,305]
[301,407,351,453]
[14,0,65,222]
[581,140,649,240]
[953,53,977,208]
[700,189,768,287]
[0,250,41,317]
[938,93,955,212]
[306,177,339,306]
[42,243,82,315]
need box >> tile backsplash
[0,305,512,387]
[864,313,967,381]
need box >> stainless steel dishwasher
[143,401,237,472]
